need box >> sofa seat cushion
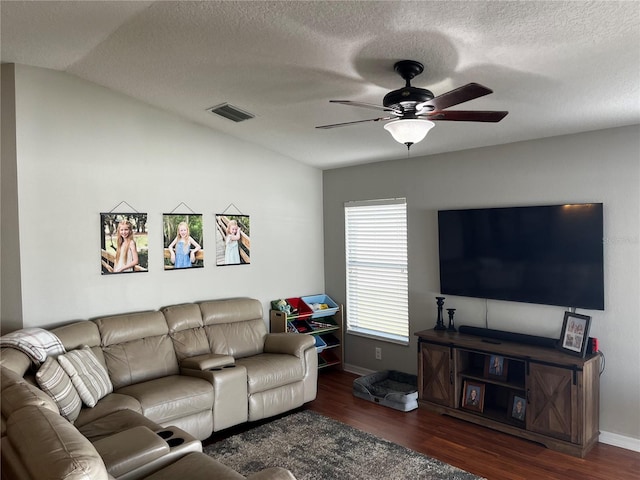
[74,392,142,428]
[78,409,162,442]
[236,354,305,394]
[116,375,213,424]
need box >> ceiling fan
[316,60,508,150]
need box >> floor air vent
[207,103,255,122]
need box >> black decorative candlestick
[447,308,457,332]
[434,297,447,330]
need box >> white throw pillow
[35,356,82,422]
[58,346,113,408]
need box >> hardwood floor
[305,369,640,480]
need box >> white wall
[5,64,325,327]
[323,125,640,445]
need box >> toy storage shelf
[270,302,343,371]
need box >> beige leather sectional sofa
[0,297,317,480]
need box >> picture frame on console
[509,393,526,423]
[558,312,591,357]
[484,354,509,381]
[461,381,485,413]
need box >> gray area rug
[204,410,483,480]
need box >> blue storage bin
[314,335,327,353]
[302,294,339,318]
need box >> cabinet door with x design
[526,362,577,442]
[418,342,455,408]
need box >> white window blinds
[344,198,409,344]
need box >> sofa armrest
[180,353,235,370]
[5,405,109,480]
[180,366,248,431]
[264,333,315,358]
[92,426,170,478]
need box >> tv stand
[415,329,600,457]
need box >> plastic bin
[290,319,313,333]
[302,294,339,318]
[314,335,327,352]
[308,317,338,331]
[319,349,340,367]
[352,370,418,412]
[319,333,340,347]
[271,298,313,318]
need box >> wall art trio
[100,212,251,275]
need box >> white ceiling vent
[206,103,255,122]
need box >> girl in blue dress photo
[164,215,203,270]
[168,221,202,268]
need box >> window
[344,198,409,344]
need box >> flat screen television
[438,203,604,310]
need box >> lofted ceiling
[1,1,639,169]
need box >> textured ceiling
[2,1,639,169]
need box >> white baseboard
[598,431,640,452]
[343,363,640,453]
[343,363,375,376]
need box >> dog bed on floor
[352,370,418,412]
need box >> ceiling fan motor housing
[383,60,434,112]
[383,86,434,111]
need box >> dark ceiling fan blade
[420,110,508,122]
[330,100,398,113]
[316,116,394,129]
[419,83,494,112]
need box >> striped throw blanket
[0,328,66,365]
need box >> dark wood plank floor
[305,369,640,480]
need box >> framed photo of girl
[163,214,204,270]
[461,380,485,413]
[215,214,251,266]
[558,312,591,357]
[484,354,509,381]
[100,213,148,274]
[509,393,526,423]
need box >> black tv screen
[438,203,604,310]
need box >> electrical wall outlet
[375,347,382,360]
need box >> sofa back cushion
[94,311,179,389]
[53,321,109,371]
[52,320,101,349]
[6,405,109,480]
[199,298,267,358]
[162,303,209,362]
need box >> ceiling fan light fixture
[384,119,435,148]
